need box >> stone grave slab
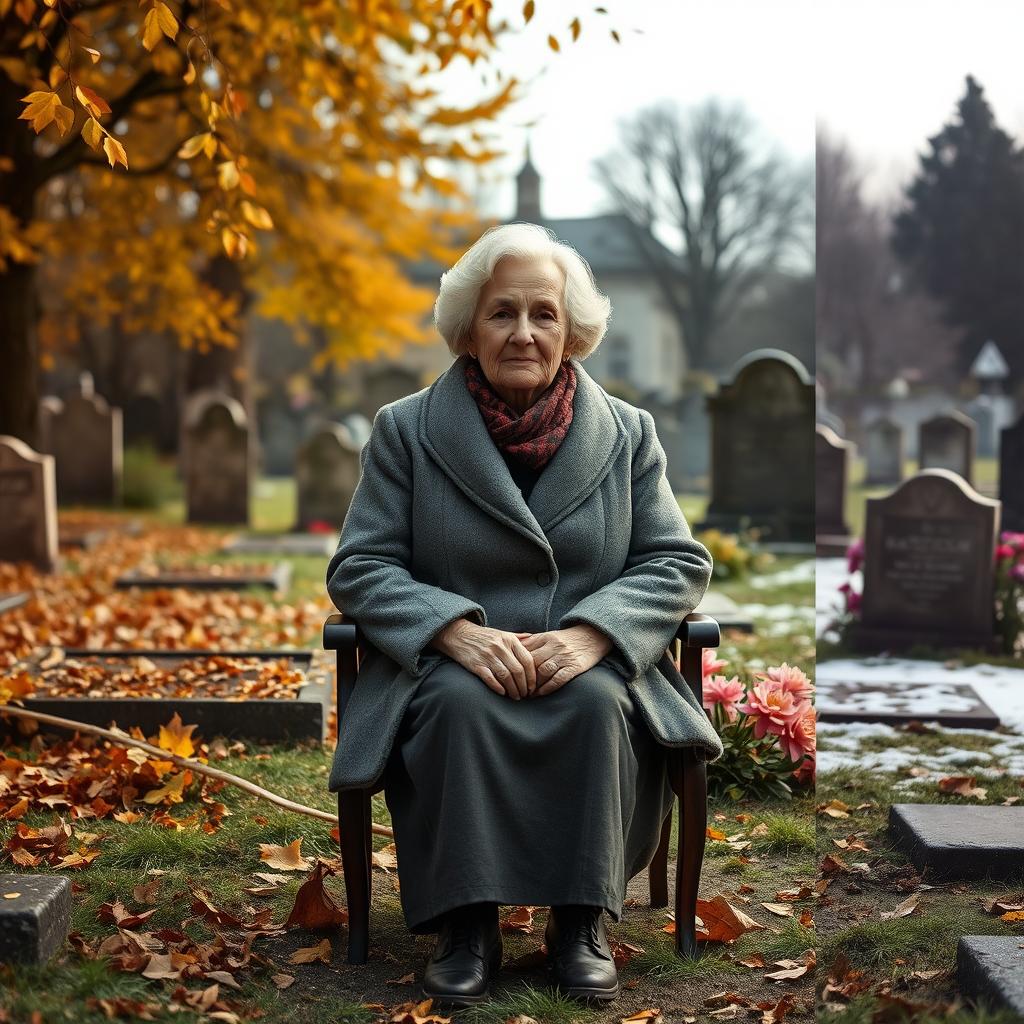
[221,533,338,558]
[888,804,1024,881]
[0,873,71,965]
[693,591,754,634]
[698,349,815,543]
[857,470,1000,652]
[818,679,1000,729]
[295,425,361,532]
[816,425,853,555]
[0,592,29,615]
[184,391,250,525]
[1000,412,1024,533]
[0,436,58,572]
[956,935,1024,1018]
[115,561,291,593]
[918,410,975,485]
[0,649,329,743]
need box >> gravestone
[358,366,422,419]
[817,679,1000,729]
[0,873,71,964]
[0,437,58,572]
[123,391,163,449]
[966,340,1016,459]
[295,424,362,532]
[957,936,1024,1018]
[889,804,1024,880]
[864,418,904,485]
[697,349,815,543]
[999,412,1024,532]
[815,425,853,556]
[184,391,250,525]
[857,470,1000,651]
[39,373,123,506]
[918,410,975,485]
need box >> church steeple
[515,138,542,222]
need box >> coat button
[536,570,551,587]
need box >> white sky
[419,0,1024,217]
[420,0,816,221]
[815,0,1024,204]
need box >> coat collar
[420,353,627,550]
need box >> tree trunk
[0,70,40,447]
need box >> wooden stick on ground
[0,704,394,838]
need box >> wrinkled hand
[514,625,613,697]
[429,619,537,699]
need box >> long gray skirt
[382,658,676,934]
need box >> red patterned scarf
[464,357,577,469]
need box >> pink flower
[702,649,729,678]
[846,537,864,575]
[703,675,746,721]
[780,703,817,763]
[1011,563,1024,584]
[995,544,1016,563]
[838,582,862,614]
[737,682,805,739]
[1000,531,1024,550]
[758,663,814,701]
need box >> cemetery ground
[1,474,816,1024]
[815,459,1024,1021]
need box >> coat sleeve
[325,403,488,677]
[558,408,713,680]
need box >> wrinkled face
[467,255,569,410]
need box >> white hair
[433,222,612,359]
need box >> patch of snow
[749,559,816,590]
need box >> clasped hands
[429,618,613,699]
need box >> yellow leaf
[142,772,187,805]
[84,47,101,63]
[142,7,163,50]
[288,938,331,965]
[547,33,559,52]
[259,838,312,872]
[74,84,110,117]
[81,117,103,149]
[102,135,128,169]
[221,226,239,258]
[183,55,196,84]
[155,1,178,39]
[157,712,197,758]
[177,132,210,159]
[522,0,533,23]
[52,102,73,137]
[48,64,65,89]
[240,200,273,230]
[217,160,239,189]
[570,17,580,41]
[203,133,218,159]
[238,170,257,196]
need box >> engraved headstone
[864,417,904,485]
[39,373,123,505]
[999,412,1024,532]
[858,470,999,651]
[184,392,250,525]
[815,425,853,555]
[698,350,815,543]
[918,410,975,485]
[0,437,58,572]
[295,424,362,532]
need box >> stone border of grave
[58,517,142,550]
[0,649,329,743]
[0,873,72,965]
[113,561,292,593]
[888,804,1024,881]
[817,680,1001,730]
[956,935,1024,1018]
[0,592,30,615]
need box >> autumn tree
[593,98,812,372]
[1,0,614,445]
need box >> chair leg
[649,807,672,907]
[338,789,372,964]
[670,748,707,959]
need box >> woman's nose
[509,312,534,343]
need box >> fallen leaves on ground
[259,837,312,872]
[284,859,347,929]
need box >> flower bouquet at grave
[824,538,863,645]
[702,650,815,801]
[695,528,774,580]
[994,531,1024,656]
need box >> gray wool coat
[325,353,724,794]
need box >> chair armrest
[675,613,721,650]
[323,612,358,652]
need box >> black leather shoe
[544,904,619,1002]
[421,903,502,1007]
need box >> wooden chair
[323,611,721,964]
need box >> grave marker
[918,410,975,485]
[858,470,1000,652]
[184,391,251,525]
[295,424,362,532]
[864,417,904,485]
[818,679,1000,729]
[0,437,58,572]
[815,425,853,556]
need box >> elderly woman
[325,222,722,1007]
